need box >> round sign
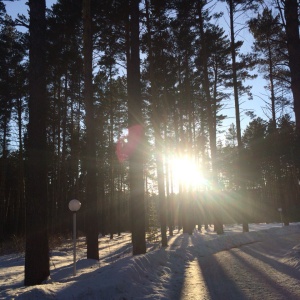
[69,199,81,212]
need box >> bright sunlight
[169,155,209,192]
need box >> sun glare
[170,156,208,191]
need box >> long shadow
[22,256,135,299]
[190,231,213,256]
[168,230,247,299]
[229,249,300,299]
[0,253,24,268]
[196,253,247,300]
[98,233,162,263]
[47,234,191,299]
[50,234,192,299]
[50,258,100,282]
[99,242,133,264]
[165,233,193,299]
[48,235,134,282]
[239,242,300,281]
[1,233,196,299]
[168,232,191,251]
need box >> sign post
[69,199,81,276]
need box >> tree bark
[284,0,300,131]
[83,0,99,260]
[228,0,248,232]
[24,0,50,286]
[127,0,146,255]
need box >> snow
[1,223,300,299]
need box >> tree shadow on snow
[165,234,194,299]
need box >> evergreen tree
[0,10,27,242]
[46,0,83,235]
[249,8,291,123]
[221,0,260,232]
[242,117,267,189]
[143,0,169,246]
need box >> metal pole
[73,212,76,276]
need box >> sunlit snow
[1,223,300,299]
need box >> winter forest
[1,0,300,286]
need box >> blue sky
[4,0,57,16]
[4,0,292,139]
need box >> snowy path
[180,260,210,299]
[178,232,300,300]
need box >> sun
[169,155,208,191]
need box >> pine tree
[221,0,260,232]
[46,0,83,234]
[249,8,290,123]
[144,0,168,246]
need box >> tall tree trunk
[97,112,106,235]
[284,0,300,131]
[164,122,174,236]
[127,0,146,255]
[57,75,68,234]
[267,43,276,124]
[109,72,115,239]
[177,58,184,232]
[16,97,25,235]
[282,0,300,211]
[197,1,223,234]
[0,59,12,242]
[83,0,99,260]
[228,0,248,232]
[56,82,62,233]
[183,51,194,235]
[268,44,288,225]
[116,161,122,235]
[0,118,8,243]
[25,0,50,286]
[171,89,181,232]
[145,0,167,247]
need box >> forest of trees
[1,0,300,285]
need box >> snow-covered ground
[1,223,300,299]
